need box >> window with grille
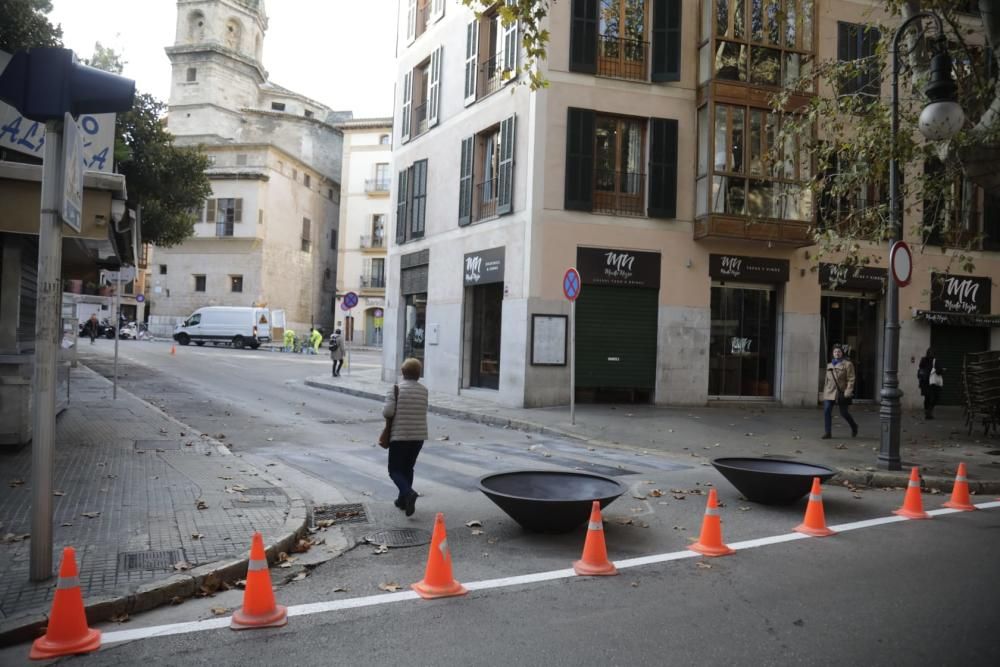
[301,218,312,252]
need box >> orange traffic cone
[231,533,287,630]
[30,547,100,660]
[943,462,977,511]
[573,501,618,576]
[412,513,467,599]
[170,344,176,356]
[794,477,836,537]
[893,467,931,520]
[690,488,735,557]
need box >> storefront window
[819,295,878,400]
[403,293,426,374]
[709,285,777,397]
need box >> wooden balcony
[694,214,812,247]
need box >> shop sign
[463,246,505,286]
[709,254,789,283]
[914,310,1000,328]
[577,247,661,288]
[819,263,887,291]
[930,274,991,315]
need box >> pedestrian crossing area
[262,439,692,501]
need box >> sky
[48,0,398,118]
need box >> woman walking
[822,345,858,439]
[918,348,944,419]
[383,358,429,516]
[328,329,344,376]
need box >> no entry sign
[890,241,912,288]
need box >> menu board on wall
[531,314,567,366]
[930,273,992,315]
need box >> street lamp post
[879,13,964,470]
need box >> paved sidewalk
[0,365,306,645]
[306,368,1000,494]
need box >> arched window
[187,11,205,43]
[225,19,243,51]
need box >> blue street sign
[563,268,581,301]
[343,291,359,309]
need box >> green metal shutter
[575,286,658,390]
[930,325,990,406]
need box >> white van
[173,307,271,349]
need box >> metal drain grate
[118,549,186,572]
[363,528,431,548]
[313,503,369,524]
[241,487,286,497]
[134,440,183,451]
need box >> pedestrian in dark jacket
[84,314,99,344]
[918,348,944,419]
[382,358,428,516]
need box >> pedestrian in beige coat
[822,345,858,439]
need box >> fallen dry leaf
[1,533,30,544]
[290,572,308,582]
[291,539,314,553]
[315,519,335,528]
[210,607,228,616]
[111,613,130,623]
[696,562,713,569]
[173,561,192,572]
[81,511,101,519]
[333,586,348,593]
[465,520,483,528]
[169,596,184,606]
[378,582,402,592]
[9,479,25,488]
[195,499,208,510]
[191,533,204,540]
[372,543,389,555]
[648,489,664,497]
[53,491,65,497]
[60,522,74,527]
[738,506,751,512]
[235,579,247,589]
[470,529,484,536]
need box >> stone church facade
[149,0,348,335]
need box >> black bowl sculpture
[478,470,626,533]
[711,458,837,505]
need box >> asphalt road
[34,339,999,665]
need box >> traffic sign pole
[346,308,352,376]
[30,119,64,582]
[570,299,576,425]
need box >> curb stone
[305,379,1000,496]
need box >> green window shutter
[396,169,408,243]
[569,0,597,74]
[565,107,595,211]
[648,117,678,219]
[464,19,479,105]
[651,0,682,82]
[429,47,442,128]
[206,198,216,223]
[401,70,412,143]
[459,136,474,226]
[503,0,519,79]
[497,115,516,215]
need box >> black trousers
[923,385,941,416]
[387,440,423,502]
[331,359,343,375]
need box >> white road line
[100,501,1000,647]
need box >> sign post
[562,268,581,425]
[342,291,359,376]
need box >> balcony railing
[413,102,428,137]
[216,222,235,237]
[597,34,649,82]
[360,234,385,249]
[360,274,386,289]
[474,179,499,222]
[478,53,508,98]
[365,178,391,193]
[593,170,646,217]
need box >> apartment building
[150,0,345,335]
[386,0,999,409]
[335,118,393,346]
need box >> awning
[913,310,1000,327]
